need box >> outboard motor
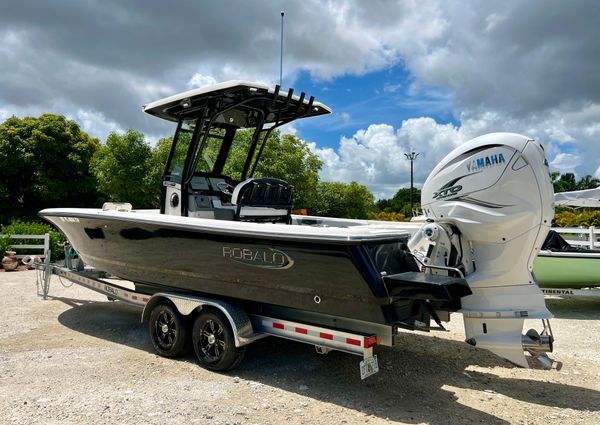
[409,133,554,368]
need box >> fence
[0,233,50,260]
[551,226,598,249]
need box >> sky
[1,0,599,199]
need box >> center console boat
[40,81,555,371]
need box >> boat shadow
[545,297,600,320]
[55,298,600,425]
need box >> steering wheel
[216,181,234,195]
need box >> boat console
[144,81,330,222]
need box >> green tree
[90,130,159,208]
[222,130,323,210]
[551,172,600,192]
[576,174,600,190]
[376,187,421,216]
[311,181,375,219]
[148,136,172,194]
[0,114,100,223]
[551,172,577,193]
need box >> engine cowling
[414,132,555,367]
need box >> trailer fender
[141,293,258,347]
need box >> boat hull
[41,211,415,324]
[534,252,600,289]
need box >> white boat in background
[554,187,600,208]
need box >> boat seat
[231,178,294,223]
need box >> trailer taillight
[364,335,378,348]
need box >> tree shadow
[55,298,600,425]
[545,297,600,320]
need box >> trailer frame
[36,260,381,379]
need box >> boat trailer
[36,252,380,379]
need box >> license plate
[360,355,379,380]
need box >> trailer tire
[192,308,246,371]
[149,301,189,358]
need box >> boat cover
[554,187,600,208]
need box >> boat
[535,245,600,289]
[40,81,555,368]
[534,187,600,290]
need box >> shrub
[0,235,13,256]
[554,210,600,228]
[368,211,410,222]
[0,220,65,261]
[554,211,578,227]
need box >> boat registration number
[360,355,379,380]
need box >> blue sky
[1,1,599,198]
[291,67,458,148]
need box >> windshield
[193,129,225,174]
[165,119,195,178]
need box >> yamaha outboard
[409,133,554,368]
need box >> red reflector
[273,323,284,329]
[123,293,128,298]
[295,327,308,334]
[132,295,137,300]
[346,338,361,346]
[320,332,333,340]
[364,335,378,348]
[142,298,149,302]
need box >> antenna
[280,11,284,87]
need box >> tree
[551,172,600,193]
[0,114,100,223]
[551,172,577,193]
[576,174,600,190]
[221,130,323,210]
[376,187,421,216]
[311,181,375,219]
[90,130,159,208]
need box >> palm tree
[576,174,600,190]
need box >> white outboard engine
[409,133,554,368]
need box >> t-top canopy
[143,80,331,124]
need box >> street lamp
[404,151,420,215]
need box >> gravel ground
[1,269,599,425]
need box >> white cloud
[550,153,582,173]
[187,73,217,89]
[484,13,506,33]
[0,108,12,122]
[74,110,123,143]
[1,0,599,185]
[279,123,297,136]
[383,83,402,93]
[313,118,468,199]
[315,99,600,199]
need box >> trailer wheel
[149,301,189,358]
[192,308,246,371]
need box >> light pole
[404,151,419,215]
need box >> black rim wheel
[155,309,177,351]
[148,302,189,358]
[192,309,246,371]
[199,319,226,363]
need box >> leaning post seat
[231,178,294,222]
